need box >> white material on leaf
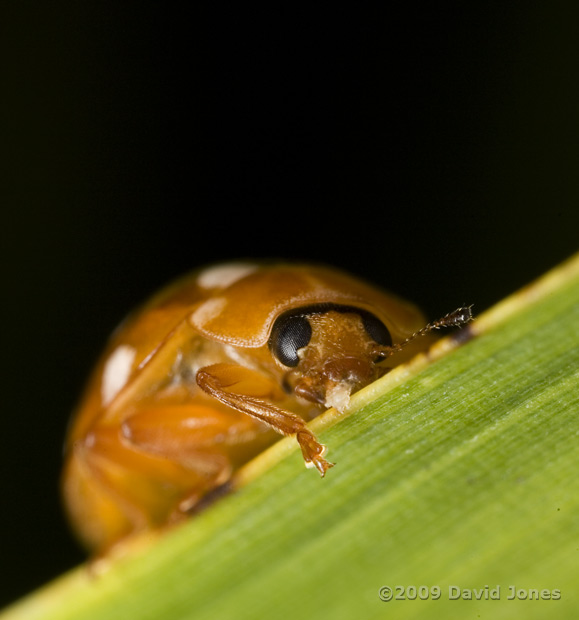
[324,382,352,413]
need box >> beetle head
[270,305,392,412]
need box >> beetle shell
[62,262,432,553]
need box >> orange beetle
[62,261,471,553]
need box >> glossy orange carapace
[62,262,471,553]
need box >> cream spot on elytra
[190,296,227,329]
[101,344,136,405]
[197,263,257,289]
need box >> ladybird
[62,261,472,553]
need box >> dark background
[2,3,578,608]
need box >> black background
[2,3,579,608]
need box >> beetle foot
[297,431,335,477]
[309,454,335,477]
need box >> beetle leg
[197,363,334,476]
[121,403,261,475]
[121,402,276,515]
[65,405,261,552]
[64,425,178,552]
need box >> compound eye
[362,312,392,347]
[269,315,312,367]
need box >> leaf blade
[4,252,579,620]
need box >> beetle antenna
[374,305,474,358]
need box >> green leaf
[4,252,579,620]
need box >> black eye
[361,312,392,347]
[269,315,312,367]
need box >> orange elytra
[61,261,472,553]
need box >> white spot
[197,263,257,289]
[101,344,136,405]
[324,382,352,413]
[190,296,227,328]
